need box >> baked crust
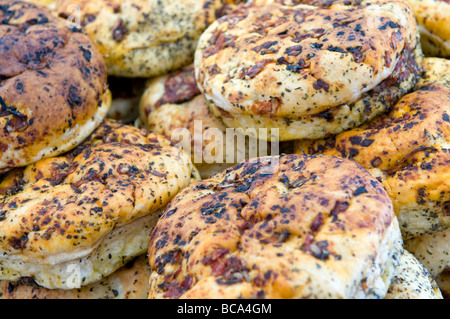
[0,119,199,289]
[28,0,246,77]
[0,254,150,299]
[107,76,146,123]
[405,228,450,278]
[148,154,402,299]
[0,0,111,171]
[406,0,450,58]
[296,58,450,239]
[404,228,450,297]
[139,65,204,128]
[195,0,421,141]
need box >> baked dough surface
[0,119,199,289]
[148,154,403,299]
[0,254,150,299]
[139,64,290,178]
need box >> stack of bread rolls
[0,0,448,299]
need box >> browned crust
[0,254,151,299]
[298,85,450,173]
[153,66,201,109]
[0,0,109,170]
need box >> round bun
[296,58,450,239]
[195,0,422,141]
[385,250,442,299]
[0,254,150,299]
[406,0,450,58]
[0,0,111,171]
[0,119,199,289]
[139,64,287,178]
[405,227,450,278]
[148,154,403,299]
[33,0,246,77]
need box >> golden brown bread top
[28,0,246,77]
[296,58,450,239]
[148,154,402,299]
[416,57,450,88]
[138,64,226,145]
[195,0,418,119]
[385,250,443,299]
[0,254,150,299]
[139,64,203,127]
[436,269,450,299]
[0,0,109,171]
[196,0,248,29]
[0,119,199,259]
